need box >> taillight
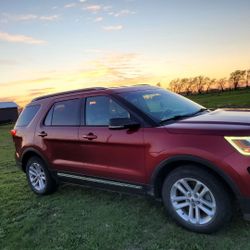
[10,129,17,136]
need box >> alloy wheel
[28,162,46,192]
[170,178,216,225]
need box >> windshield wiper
[189,108,208,116]
[159,108,208,125]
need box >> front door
[78,95,146,184]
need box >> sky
[0,0,250,106]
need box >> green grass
[188,88,250,108]
[1,90,250,249]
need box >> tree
[193,76,208,94]
[185,78,195,95]
[217,78,227,92]
[168,79,178,92]
[156,82,161,87]
[246,69,250,88]
[169,79,183,93]
[204,78,216,93]
[229,70,246,90]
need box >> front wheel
[162,165,232,233]
[26,156,57,195]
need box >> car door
[77,95,146,184]
[36,98,82,172]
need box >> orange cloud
[0,52,162,107]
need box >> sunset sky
[0,0,250,106]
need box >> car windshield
[119,88,205,124]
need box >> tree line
[164,69,250,95]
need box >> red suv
[11,85,250,233]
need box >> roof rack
[32,87,106,102]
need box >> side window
[85,96,130,126]
[44,99,80,126]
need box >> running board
[57,172,145,194]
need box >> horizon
[1,0,250,106]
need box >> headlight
[225,136,250,156]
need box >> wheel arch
[150,155,240,200]
[21,148,50,172]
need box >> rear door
[77,95,146,184]
[36,98,81,172]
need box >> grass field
[1,90,250,249]
[189,88,250,109]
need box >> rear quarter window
[16,105,40,127]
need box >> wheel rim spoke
[188,205,194,222]
[29,169,37,176]
[199,186,209,198]
[174,202,189,210]
[195,206,201,223]
[180,179,192,193]
[198,204,213,216]
[193,182,202,194]
[38,179,44,189]
[175,183,188,195]
[200,198,215,209]
[172,196,186,202]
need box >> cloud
[0,52,157,107]
[39,15,59,21]
[0,77,52,87]
[12,14,37,21]
[27,87,55,97]
[64,3,77,8]
[103,6,112,11]
[1,13,59,22]
[94,17,103,22]
[83,5,102,13]
[0,31,46,45]
[103,25,123,31]
[111,9,136,17]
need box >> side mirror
[109,118,140,130]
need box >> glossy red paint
[11,86,250,218]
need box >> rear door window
[44,99,80,126]
[16,105,40,127]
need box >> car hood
[164,109,250,136]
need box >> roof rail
[32,87,106,102]
[109,84,152,89]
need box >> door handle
[82,133,97,140]
[38,131,48,137]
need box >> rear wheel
[26,156,57,195]
[162,165,232,233]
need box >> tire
[162,165,232,233]
[26,156,57,195]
